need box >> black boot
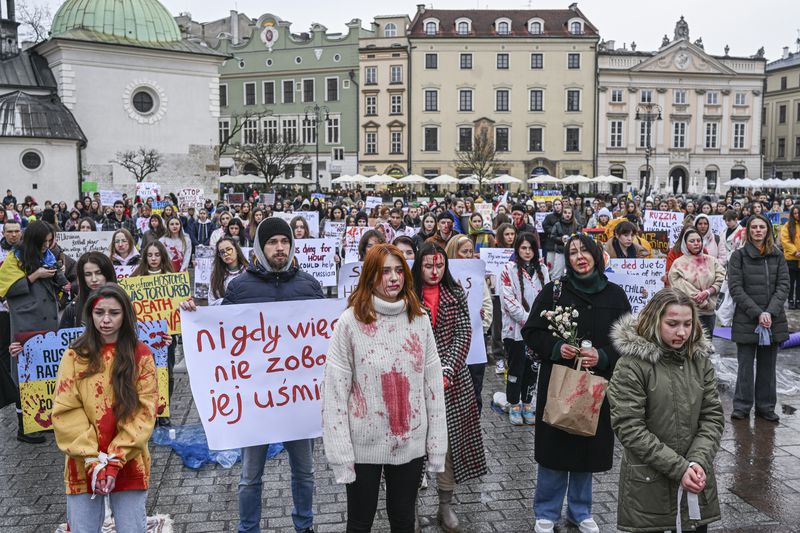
[790,300,797,310]
[16,412,45,444]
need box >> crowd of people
[0,183,794,533]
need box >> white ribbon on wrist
[84,452,120,499]
[675,485,702,533]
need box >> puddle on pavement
[782,404,797,415]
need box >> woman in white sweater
[322,243,447,532]
[160,216,192,272]
[208,237,248,306]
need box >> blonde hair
[636,288,704,357]
[444,235,473,259]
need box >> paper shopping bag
[542,359,608,437]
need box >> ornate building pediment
[630,41,736,76]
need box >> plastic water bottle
[168,428,176,441]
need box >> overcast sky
[40,0,800,61]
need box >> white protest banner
[476,203,494,229]
[535,212,551,233]
[605,258,665,314]
[177,188,205,211]
[272,212,320,238]
[114,265,135,280]
[337,262,362,300]
[99,190,123,206]
[322,221,345,242]
[136,182,160,200]
[136,217,149,235]
[343,226,368,264]
[56,231,114,258]
[260,192,276,206]
[479,248,514,295]
[294,238,338,287]
[365,196,383,211]
[181,298,347,449]
[643,210,684,246]
[707,215,726,236]
[193,245,215,299]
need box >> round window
[21,150,42,170]
[132,90,155,114]
[295,56,302,64]
[333,53,341,62]
[266,58,273,67]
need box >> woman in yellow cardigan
[780,206,800,309]
[52,284,158,532]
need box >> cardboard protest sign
[99,190,123,206]
[343,226,368,264]
[120,272,191,334]
[114,265,136,280]
[479,248,514,295]
[271,211,320,238]
[643,210,684,246]
[193,245,215,299]
[707,215,726,236]
[224,193,245,205]
[56,231,114,258]
[294,239,338,287]
[181,298,348,449]
[323,221,346,242]
[533,190,561,203]
[337,262,362,300]
[535,212,550,233]
[605,258,665,314]
[640,230,670,256]
[365,196,383,211]
[177,188,205,211]
[136,182,160,200]
[18,321,171,433]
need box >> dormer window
[384,22,397,37]
[424,19,439,35]
[496,21,510,35]
[456,18,471,35]
[568,19,584,35]
[529,21,543,34]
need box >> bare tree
[116,147,163,182]
[454,127,500,189]
[219,109,272,155]
[16,0,52,44]
[231,131,305,186]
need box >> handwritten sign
[181,298,347,449]
[136,182,160,200]
[99,190,123,207]
[136,217,149,235]
[270,211,320,238]
[365,196,383,211]
[56,231,114,258]
[707,215,726,236]
[114,265,136,280]
[479,248,514,295]
[294,239,337,287]
[605,258,665,314]
[643,210,684,246]
[323,221,345,242]
[224,193,245,205]
[260,193,276,206]
[475,203,494,229]
[177,188,205,211]
[193,245,215,299]
[535,212,551,233]
[640,230,669,256]
[343,226,368,263]
[120,272,191,334]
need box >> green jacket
[608,314,724,532]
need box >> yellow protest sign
[120,272,191,334]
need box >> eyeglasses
[218,248,235,257]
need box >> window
[326,77,339,101]
[796,136,800,157]
[282,80,294,103]
[425,53,438,69]
[458,127,472,151]
[673,122,686,148]
[529,89,543,111]
[779,105,787,124]
[497,21,510,35]
[283,165,295,179]
[364,96,379,118]
[529,21,542,34]
[391,131,402,154]
[390,65,402,83]
[282,118,298,143]
[263,81,275,104]
[459,89,473,112]
[674,90,686,105]
[781,76,788,90]
[640,90,652,103]
[496,89,510,111]
[705,122,718,149]
[734,92,746,106]
[457,21,469,35]
[797,102,800,121]
[425,21,437,35]
[219,84,228,107]
[301,118,316,144]
[733,123,746,149]
[264,118,278,142]
[530,53,543,69]
[639,121,652,147]
[570,21,582,34]
[384,22,397,37]
[21,150,42,170]
[566,128,580,152]
[301,163,312,179]
[497,53,509,69]
[390,94,402,114]
[243,119,258,144]
[529,127,543,151]
[567,53,580,69]
[778,137,786,158]
[219,120,230,144]
[365,66,377,85]
[566,90,580,112]
[609,120,623,148]
[365,132,377,154]
[244,82,256,106]
[460,53,473,69]
[706,91,719,105]
[495,127,509,152]
[326,117,340,144]
[332,147,344,160]
[706,170,718,193]
[302,79,315,102]
[424,89,438,111]
[611,89,623,103]
[424,127,439,151]
[132,90,155,114]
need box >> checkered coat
[423,284,487,484]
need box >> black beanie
[257,217,292,245]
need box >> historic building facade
[763,45,800,180]
[597,17,766,195]
[408,4,599,181]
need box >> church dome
[51,0,182,43]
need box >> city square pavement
[3,337,800,532]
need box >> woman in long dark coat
[413,242,487,532]
[522,234,630,533]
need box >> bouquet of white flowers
[540,306,581,348]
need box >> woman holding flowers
[522,234,630,533]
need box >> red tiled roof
[408,8,598,38]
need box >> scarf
[422,285,441,327]
[468,225,494,251]
[566,268,608,295]
[612,238,637,259]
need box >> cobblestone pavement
[3,338,800,532]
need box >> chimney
[783,46,790,59]
[417,4,425,14]
[569,2,578,11]
[6,0,15,21]
[0,0,19,59]
[230,10,239,45]
[606,39,615,51]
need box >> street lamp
[304,104,330,192]
[635,103,662,197]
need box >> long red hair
[349,244,423,324]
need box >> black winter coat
[522,277,631,472]
[223,263,324,305]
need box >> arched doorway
[671,167,687,194]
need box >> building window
[243,119,258,144]
[706,91,719,105]
[390,131,402,154]
[797,102,800,121]
[424,127,439,151]
[424,89,438,111]
[496,89,510,111]
[529,89,543,111]
[566,89,580,112]
[781,76,788,90]
[529,21,542,34]
[219,120,230,144]
[640,90,652,103]
[365,132,377,154]
[390,94,402,114]
[332,147,344,160]
[425,21,437,35]
[570,21,582,34]
[779,105,787,124]
[674,89,686,105]
[529,127,543,151]
[530,53,543,69]
[639,121,652,147]
[263,81,275,104]
[243,82,256,106]
[673,122,686,148]
[425,53,438,69]
[497,53,509,69]
[364,95,376,115]
[497,21,510,35]
[264,118,278,143]
[458,127,472,151]
[706,170,718,193]
[796,136,800,157]
[778,137,786,158]
[734,92,746,106]
[733,123,746,149]
[301,118,316,145]
[384,22,397,37]
[20,150,42,170]
[326,77,339,101]
[365,66,377,85]
[457,21,469,35]
[566,128,580,152]
[495,127,509,152]
[705,122,718,149]
[390,65,403,83]
[458,89,473,112]
[301,163,312,179]
[611,89,623,103]
[282,118,298,143]
[302,79,315,102]
[609,120,623,148]
[567,53,580,69]
[326,117,340,144]
[219,84,228,107]
[132,90,156,114]
[282,80,294,103]
[460,53,473,69]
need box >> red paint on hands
[402,333,424,373]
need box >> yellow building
[763,45,800,180]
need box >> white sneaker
[577,518,600,533]
[495,360,506,374]
[534,519,555,533]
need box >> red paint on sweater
[349,381,367,418]
[402,332,424,373]
[381,370,411,436]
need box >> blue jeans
[238,439,314,533]
[67,490,147,533]
[534,466,593,523]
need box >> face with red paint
[659,304,693,349]
[568,239,594,275]
[92,297,124,344]
[421,253,445,287]
[686,232,703,255]
[374,254,405,302]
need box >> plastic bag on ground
[711,353,800,396]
